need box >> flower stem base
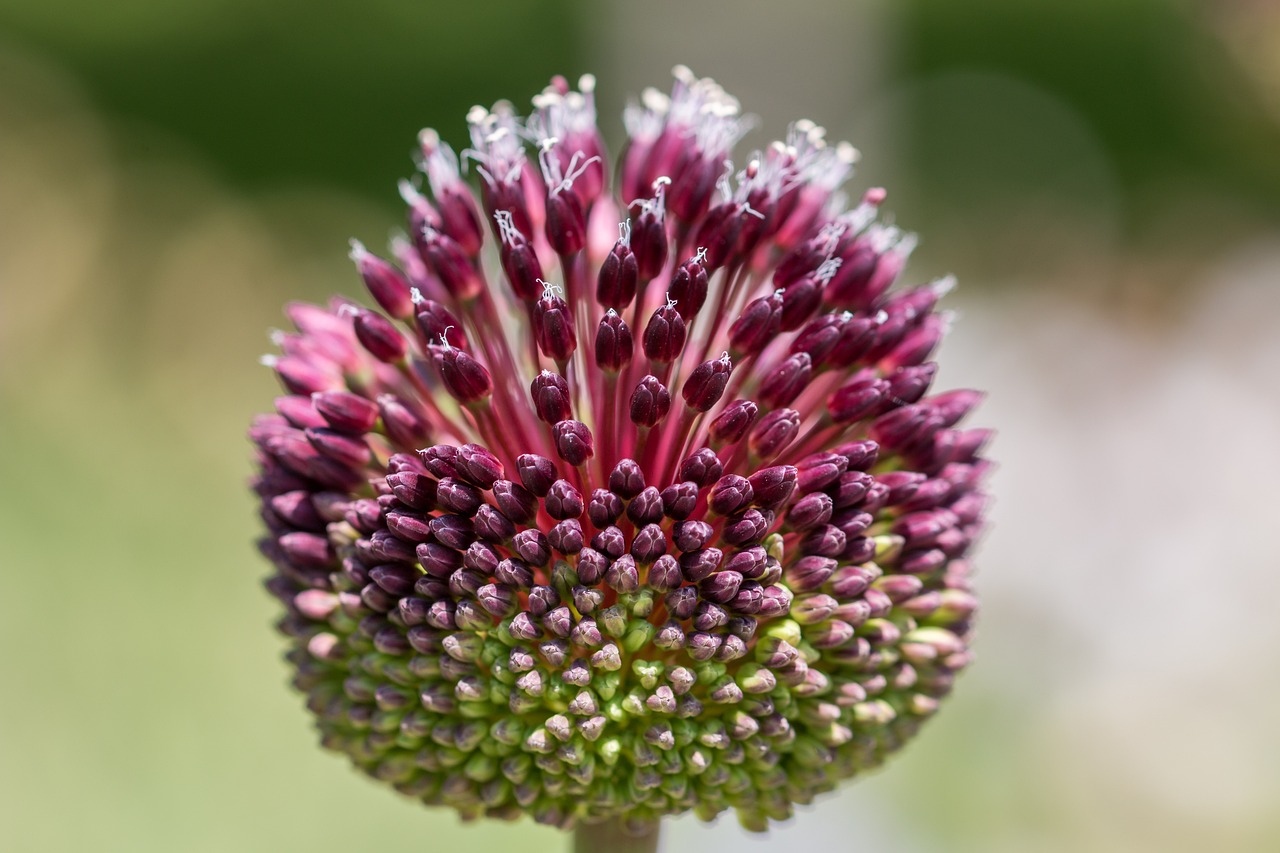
[572,819,661,853]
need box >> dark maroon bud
[398,596,431,626]
[386,510,432,543]
[455,443,504,488]
[365,529,416,564]
[499,237,544,302]
[629,375,671,427]
[530,587,562,618]
[448,567,486,598]
[413,299,466,351]
[313,391,379,434]
[436,478,482,514]
[790,312,844,365]
[842,535,877,564]
[686,632,722,662]
[796,453,848,493]
[591,526,626,560]
[933,428,993,466]
[417,542,462,577]
[673,520,713,553]
[385,473,435,510]
[576,548,609,585]
[759,353,813,408]
[545,189,587,256]
[749,409,800,460]
[419,226,480,299]
[831,471,874,508]
[679,448,722,487]
[305,428,371,468]
[926,388,985,427]
[827,315,880,367]
[729,583,764,615]
[830,377,889,423]
[508,612,541,641]
[477,583,517,617]
[900,478,953,512]
[270,356,334,396]
[545,480,584,520]
[709,475,753,516]
[630,524,667,563]
[729,290,784,356]
[830,565,876,598]
[366,563,417,597]
[872,405,943,452]
[748,466,797,510]
[722,509,772,546]
[665,587,699,620]
[608,459,646,498]
[534,289,578,362]
[626,487,664,526]
[880,364,938,411]
[419,444,459,478]
[724,546,767,580]
[667,253,709,319]
[553,420,594,466]
[694,602,731,634]
[631,205,669,280]
[877,574,925,604]
[587,489,624,529]
[594,311,634,372]
[700,571,743,605]
[950,492,989,525]
[653,621,686,651]
[377,394,431,449]
[349,309,404,364]
[272,396,326,431]
[682,353,733,411]
[882,314,946,371]
[694,203,747,270]
[436,347,493,404]
[495,556,533,587]
[679,548,723,583]
[836,440,880,471]
[660,481,699,520]
[270,490,324,531]
[800,524,846,558]
[781,275,823,331]
[474,504,515,542]
[548,519,585,554]
[860,483,891,515]
[709,400,759,445]
[492,479,537,524]
[892,510,958,548]
[605,554,640,593]
[345,499,384,536]
[832,508,873,538]
[513,528,553,567]
[785,556,837,592]
[647,554,682,591]
[516,453,557,497]
[643,302,687,363]
[597,239,639,308]
[349,241,414,320]
[572,586,605,615]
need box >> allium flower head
[251,68,989,836]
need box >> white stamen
[618,219,632,246]
[931,274,957,297]
[694,247,709,265]
[538,279,563,298]
[439,327,454,350]
[337,303,359,318]
[259,354,279,368]
[410,287,425,305]
[665,293,678,310]
[347,238,367,262]
[268,329,286,346]
[815,257,843,284]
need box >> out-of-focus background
[3,0,1278,850]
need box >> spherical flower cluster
[251,68,989,835]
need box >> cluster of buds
[252,68,989,835]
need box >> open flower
[251,68,989,840]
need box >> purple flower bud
[455,443,504,488]
[594,311,633,372]
[626,487,664,526]
[305,428,371,469]
[312,391,379,434]
[417,542,462,578]
[831,471,874,508]
[660,481,699,520]
[709,400,759,445]
[597,238,639,309]
[749,409,800,460]
[513,528,553,567]
[491,479,537,524]
[608,458,646,498]
[679,447,723,487]
[436,478,482,514]
[587,489,623,528]
[591,526,626,560]
[729,290,784,357]
[349,309,407,364]
[785,555,837,592]
[830,376,889,423]
[709,475,754,516]
[575,547,608,585]
[515,453,557,497]
[631,523,667,563]
[474,504,516,542]
[436,347,493,404]
[548,519,585,554]
[780,274,823,331]
[667,253,709,319]
[545,479,584,519]
[747,465,797,510]
[800,524,846,557]
[349,241,414,320]
[643,302,687,363]
[534,290,577,362]
[665,586,699,620]
[497,229,544,302]
[413,298,467,351]
[758,353,812,407]
[605,554,640,593]
[529,371,572,425]
[722,509,772,546]
[419,226,480,299]
[700,571,743,605]
[647,554,682,591]
[630,198,669,280]
[553,420,594,466]
[682,353,733,412]
[670,520,711,553]
[629,375,671,427]
[545,188,587,256]
[679,548,723,583]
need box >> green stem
[572,818,661,853]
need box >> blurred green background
[3,1,1279,851]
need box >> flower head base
[251,69,989,835]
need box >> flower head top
[252,69,989,836]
